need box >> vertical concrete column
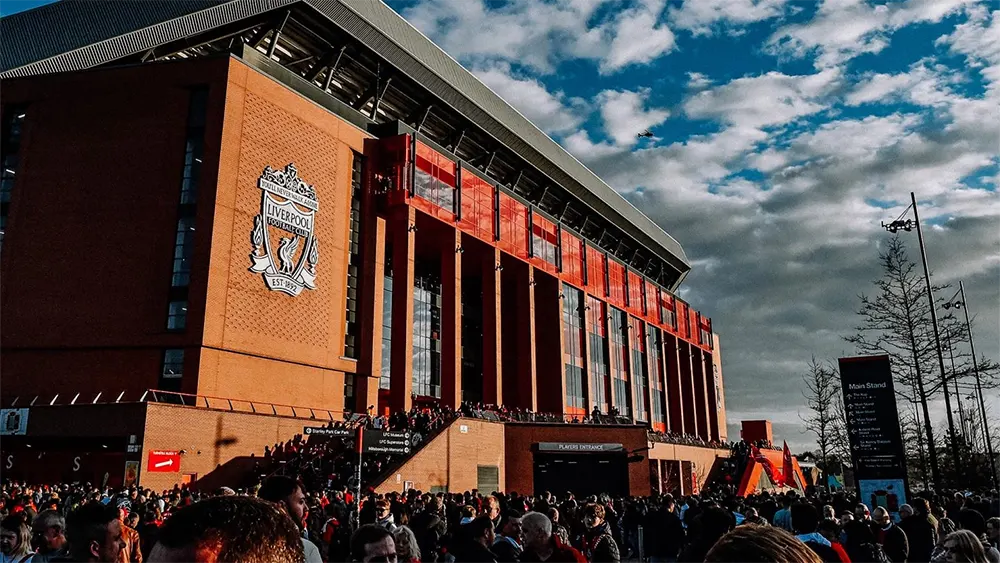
[389,207,415,412]
[534,276,564,416]
[481,248,502,405]
[440,229,462,409]
[356,214,386,412]
[693,347,710,440]
[679,341,696,436]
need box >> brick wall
[374,419,505,494]
[140,402,319,492]
[648,442,729,491]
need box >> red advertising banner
[147,450,180,473]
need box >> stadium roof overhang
[1,0,691,289]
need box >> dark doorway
[533,452,629,497]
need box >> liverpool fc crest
[249,163,319,296]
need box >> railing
[3,389,351,422]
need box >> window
[0,106,27,245]
[171,216,196,287]
[498,193,529,258]
[412,263,442,398]
[607,259,626,308]
[562,284,586,412]
[608,307,630,418]
[586,296,609,413]
[344,152,363,359]
[380,248,393,390]
[561,231,584,287]
[414,142,456,213]
[167,300,187,330]
[532,213,559,268]
[160,349,184,392]
[459,170,495,242]
[586,246,607,297]
[343,374,355,414]
[661,294,677,331]
[629,316,648,422]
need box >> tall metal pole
[910,191,961,479]
[960,281,998,488]
[945,336,968,440]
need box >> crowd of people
[3,474,998,563]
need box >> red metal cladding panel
[512,200,529,260]
[586,295,606,337]
[530,214,559,274]
[676,301,688,340]
[459,171,494,242]
[561,231,584,287]
[689,308,699,345]
[414,142,456,221]
[607,259,626,308]
[627,271,644,317]
[660,292,676,335]
[377,134,411,206]
[586,246,606,297]
[498,192,516,254]
[645,281,659,324]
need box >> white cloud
[845,60,959,106]
[936,6,1000,92]
[686,72,713,90]
[596,89,670,146]
[602,0,676,73]
[669,0,788,36]
[683,68,841,128]
[473,64,586,134]
[768,0,976,68]
[402,0,676,75]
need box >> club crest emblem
[249,163,319,296]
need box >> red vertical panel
[645,281,659,324]
[586,246,606,297]
[459,172,494,242]
[690,308,700,346]
[498,192,515,254]
[627,271,644,316]
[607,259,626,308]
[512,200,529,260]
[530,214,559,274]
[561,231,584,287]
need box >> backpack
[857,542,892,563]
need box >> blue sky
[4,0,998,452]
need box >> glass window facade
[414,142,456,213]
[608,307,630,417]
[629,316,648,422]
[647,324,666,427]
[166,300,187,331]
[412,264,442,398]
[159,349,184,392]
[562,284,586,412]
[459,170,495,242]
[586,295,609,413]
[343,152,363,359]
[532,214,559,268]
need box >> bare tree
[829,393,852,463]
[846,236,945,489]
[801,357,838,488]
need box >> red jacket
[521,535,587,563]
[830,541,851,563]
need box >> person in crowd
[30,511,67,563]
[678,507,735,563]
[703,525,822,563]
[871,507,908,563]
[547,508,569,547]
[409,496,447,562]
[987,518,999,549]
[484,497,501,533]
[816,519,850,563]
[350,525,397,563]
[773,495,794,532]
[900,500,938,563]
[519,512,585,563]
[647,495,685,562]
[744,508,769,527]
[257,476,323,563]
[391,526,420,563]
[63,502,126,563]
[146,495,301,563]
[492,510,523,563]
[791,503,840,562]
[579,503,619,563]
[934,530,988,563]
[1,513,33,563]
[451,516,497,563]
[823,505,839,524]
[114,505,140,563]
[376,501,398,533]
[843,504,879,562]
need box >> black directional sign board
[363,429,411,455]
[303,427,353,437]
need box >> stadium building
[0,0,729,494]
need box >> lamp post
[882,191,961,485]
[942,281,998,488]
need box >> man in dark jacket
[898,501,937,563]
[520,512,585,563]
[580,503,620,563]
[646,497,684,562]
[491,510,523,563]
[872,507,909,562]
[451,516,498,563]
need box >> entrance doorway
[532,452,628,497]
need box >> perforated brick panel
[225,92,343,351]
